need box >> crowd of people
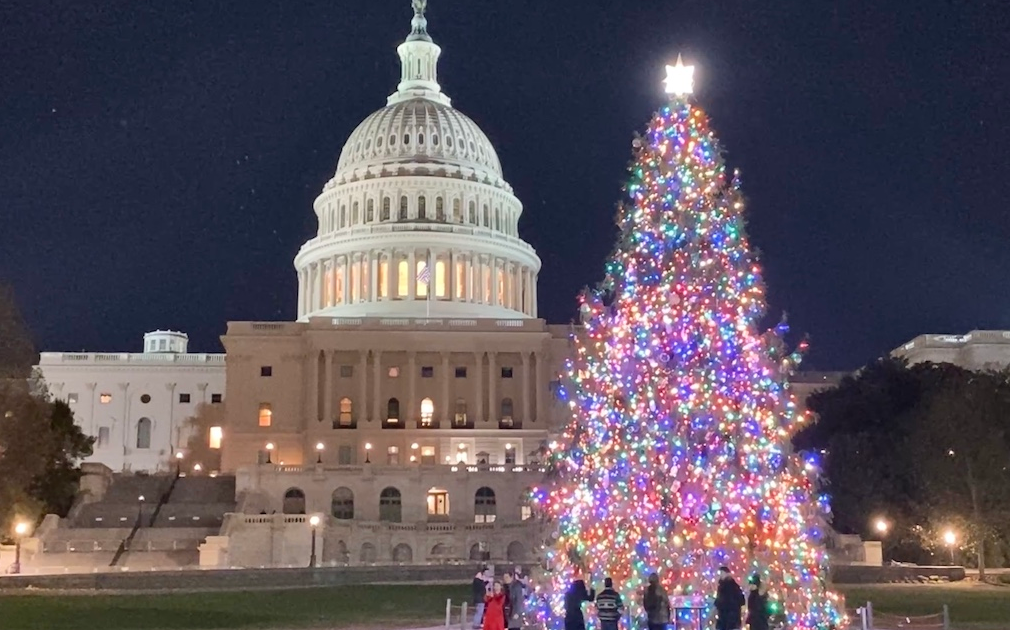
[473,565,770,630]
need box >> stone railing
[228,318,550,336]
[232,513,539,534]
[38,352,226,366]
[257,463,546,475]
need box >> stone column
[473,352,483,423]
[441,352,451,426]
[309,351,320,423]
[408,250,417,301]
[323,351,334,424]
[407,352,417,426]
[331,255,339,306]
[370,251,379,302]
[341,257,350,305]
[535,352,546,424]
[505,263,514,310]
[447,250,455,302]
[359,351,368,418]
[372,351,383,422]
[490,258,499,307]
[532,277,538,318]
[521,352,531,427]
[488,351,497,425]
[297,270,305,318]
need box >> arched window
[392,543,412,563]
[136,417,152,449]
[360,542,377,563]
[435,260,447,298]
[501,398,514,427]
[435,197,445,221]
[452,398,467,428]
[340,205,347,228]
[483,204,490,226]
[427,487,449,517]
[494,209,500,231]
[453,198,462,222]
[331,487,354,520]
[418,196,427,219]
[387,398,401,422]
[420,398,434,427]
[379,487,402,522]
[397,260,409,297]
[352,201,360,224]
[283,488,306,514]
[399,196,408,220]
[474,487,497,523]
[381,197,391,221]
[338,398,353,427]
[366,199,375,222]
[468,201,476,224]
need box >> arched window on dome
[416,260,428,298]
[446,136,453,149]
[390,134,396,147]
[340,205,347,229]
[432,134,439,147]
[483,205,490,228]
[366,199,375,223]
[418,196,426,220]
[435,197,445,221]
[399,196,408,221]
[435,259,447,298]
[353,201,360,225]
[418,132,425,146]
[468,201,476,224]
[381,197,391,221]
[453,199,462,223]
[494,208,500,231]
[397,260,409,298]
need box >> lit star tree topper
[530,60,845,630]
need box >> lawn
[0,583,470,630]
[837,583,1010,628]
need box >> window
[521,488,533,521]
[332,487,354,520]
[468,201,476,224]
[388,367,400,378]
[97,427,110,448]
[352,201,360,224]
[387,446,400,465]
[338,398,353,427]
[179,393,191,404]
[340,365,354,378]
[136,418,152,449]
[435,259,447,298]
[474,487,497,523]
[453,199,462,222]
[211,394,222,404]
[505,444,517,465]
[260,366,273,377]
[258,403,272,427]
[397,260,409,297]
[209,426,223,449]
[427,488,450,517]
[67,393,78,403]
[283,488,306,515]
[455,367,467,378]
[421,366,434,378]
[381,197,391,221]
[379,487,402,522]
[399,196,408,220]
[456,444,469,464]
[420,398,434,427]
[455,260,466,299]
[100,393,112,404]
[436,197,445,221]
[378,260,388,298]
[140,394,151,404]
[500,398,514,425]
[337,445,353,465]
[387,398,400,421]
[366,199,375,222]
[418,196,426,219]
[421,446,436,465]
[453,398,468,427]
[501,367,514,379]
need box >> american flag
[416,264,431,285]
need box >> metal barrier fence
[857,602,950,630]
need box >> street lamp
[265,442,275,464]
[410,443,418,463]
[137,495,146,527]
[874,518,889,536]
[364,442,372,464]
[175,451,184,476]
[308,515,321,568]
[11,521,29,574]
[193,463,203,473]
[943,530,957,565]
[315,442,324,464]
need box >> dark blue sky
[2,0,1007,368]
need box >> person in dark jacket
[746,574,769,630]
[504,571,525,630]
[595,577,625,630]
[472,567,491,629]
[564,578,596,630]
[714,566,746,630]
[642,573,671,630]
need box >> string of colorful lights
[531,63,846,630]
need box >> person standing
[746,574,770,630]
[714,566,745,630]
[472,567,491,629]
[504,571,525,630]
[484,581,507,630]
[595,577,625,630]
[642,573,671,630]
[564,577,596,630]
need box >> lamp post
[137,495,146,527]
[308,515,321,568]
[11,521,29,574]
[265,442,275,464]
[943,530,957,565]
[364,442,372,464]
[193,463,203,473]
[315,442,324,464]
[410,442,418,463]
[175,451,184,476]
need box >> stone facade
[893,330,1010,370]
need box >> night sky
[2,0,1007,369]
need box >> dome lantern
[388,0,450,107]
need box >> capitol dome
[294,1,541,322]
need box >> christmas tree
[532,59,845,630]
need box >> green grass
[837,584,1010,627]
[0,583,470,630]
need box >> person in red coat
[483,581,507,630]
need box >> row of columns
[297,249,538,319]
[308,350,547,428]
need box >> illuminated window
[351,261,360,303]
[435,197,445,221]
[521,488,533,521]
[455,260,466,299]
[421,446,436,465]
[474,487,496,523]
[339,398,353,427]
[361,260,369,300]
[427,488,450,516]
[453,398,468,427]
[497,267,505,305]
[388,367,400,378]
[435,260,447,298]
[420,398,434,427]
[418,196,426,219]
[378,260,388,298]
[209,426,223,449]
[335,269,344,305]
[456,444,469,464]
[100,393,112,404]
[258,403,272,427]
[416,260,428,297]
[483,266,491,303]
[387,446,400,465]
[397,260,409,297]
[504,444,516,465]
